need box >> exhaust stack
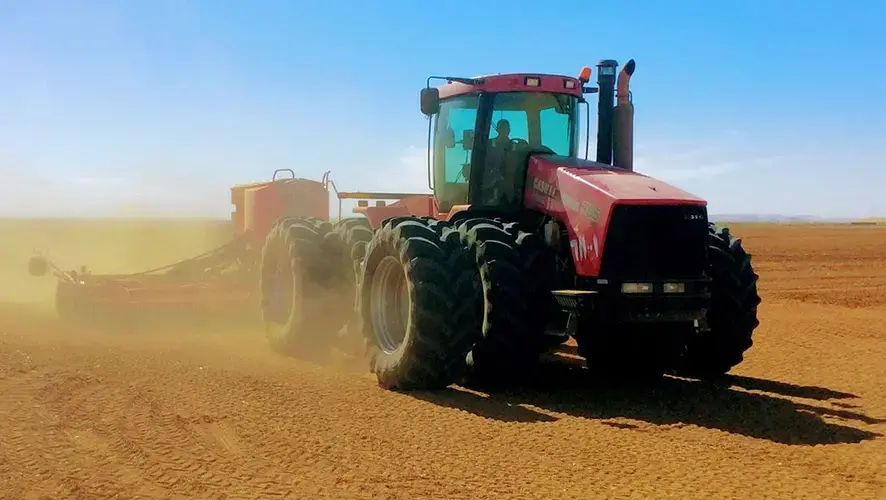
[613,59,636,171]
[594,60,617,165]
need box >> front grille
[598,204,708,280]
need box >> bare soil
[1,220,885,499]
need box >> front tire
[455,218,552,385]
[360,217,479,390]
[674,224,761,378]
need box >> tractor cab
[420,60,635,215]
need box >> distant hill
[709,214,857,224]
[849,218,886,225]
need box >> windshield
[489,92,578,156]
[431,91,579,211]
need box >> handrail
[325,177,343,219]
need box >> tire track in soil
[2,318,884,500]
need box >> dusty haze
[0,218,232,304]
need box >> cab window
[433,95,479,211]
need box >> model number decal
[571,234,599,263]
[561,192,601,223]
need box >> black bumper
[552,279,711,323]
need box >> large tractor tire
[674,224,762,378]
[326,217,373,286]
[455,217,552,385]
[260,216,344,355]
[325,217,374,353]
[359,217,479,390]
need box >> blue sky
[1,0,884,218]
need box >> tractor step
[551,289,597,312]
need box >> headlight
[621,282,653,294]
[663,282,686,294]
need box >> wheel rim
[370,255,410,354]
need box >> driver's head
[495,119,510,141]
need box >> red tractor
[259,59,762,389]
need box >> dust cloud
[0,217,233,304]
[0,216,365,370]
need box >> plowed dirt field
[1,220,885,499]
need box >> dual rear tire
[358,217,479,389]
[260,216,351,355]
[359,216,555,389]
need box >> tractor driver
[491,119,511,147]
[483,119,513,204]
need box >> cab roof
[437,73,584,100]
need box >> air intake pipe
[613,59,636,171]
[594,60,617,166]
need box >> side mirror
[462,129,475,151]
[420,87,440,116]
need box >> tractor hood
[523,154,708,277]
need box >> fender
[356,194,437,229]
[523,155,706,277]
